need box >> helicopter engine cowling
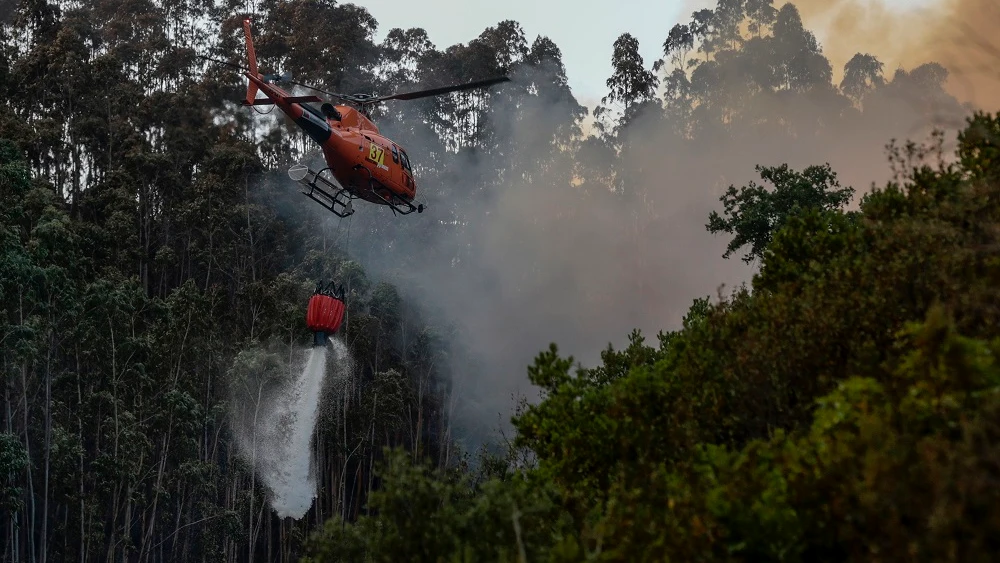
[321,102,341,121]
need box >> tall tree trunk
[245,174,256,282]
[76,344,87,563]
[138,428,170,561]
[41,329,54,563]
[7,366,21,561]
[22,361,37,563]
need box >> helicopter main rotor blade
[200,53,510,107]
[373,76,511,102]
[283,80,357,103]
[198,54,250,73]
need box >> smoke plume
[290,0,999,450]
[685,0,1000,111]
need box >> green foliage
[706,162,855,263]
[301,448,571,562]
[559,113,1000,559]
[1,0,994,560]
[753,207,862,292]
[958,111,1000,184]
[0,432,28,511]
[594,33,658,137]
[840,52,884,101]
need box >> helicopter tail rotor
[262,71,292,83]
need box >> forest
[1,0,998,561]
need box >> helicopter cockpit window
[399,149,412,172]
[390,144,399,163]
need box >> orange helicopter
[205,17,509,217]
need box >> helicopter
[212,17,510,218]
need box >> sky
[363,0,941,111]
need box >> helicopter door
[398,147,413,188]
[391,143,403,183]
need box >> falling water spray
[229,337,353,520]
[265,343,327,518]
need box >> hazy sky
[364,0,939,109]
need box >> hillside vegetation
[1,0,995,561]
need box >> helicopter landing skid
[371,188,424,216]
[288,164,355,218]
[351,164,425,216]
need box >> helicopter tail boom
[241,96,323,106]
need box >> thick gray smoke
[281,1,997,451]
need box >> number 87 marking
[368,142,385,166]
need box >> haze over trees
[1,0,995,561]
